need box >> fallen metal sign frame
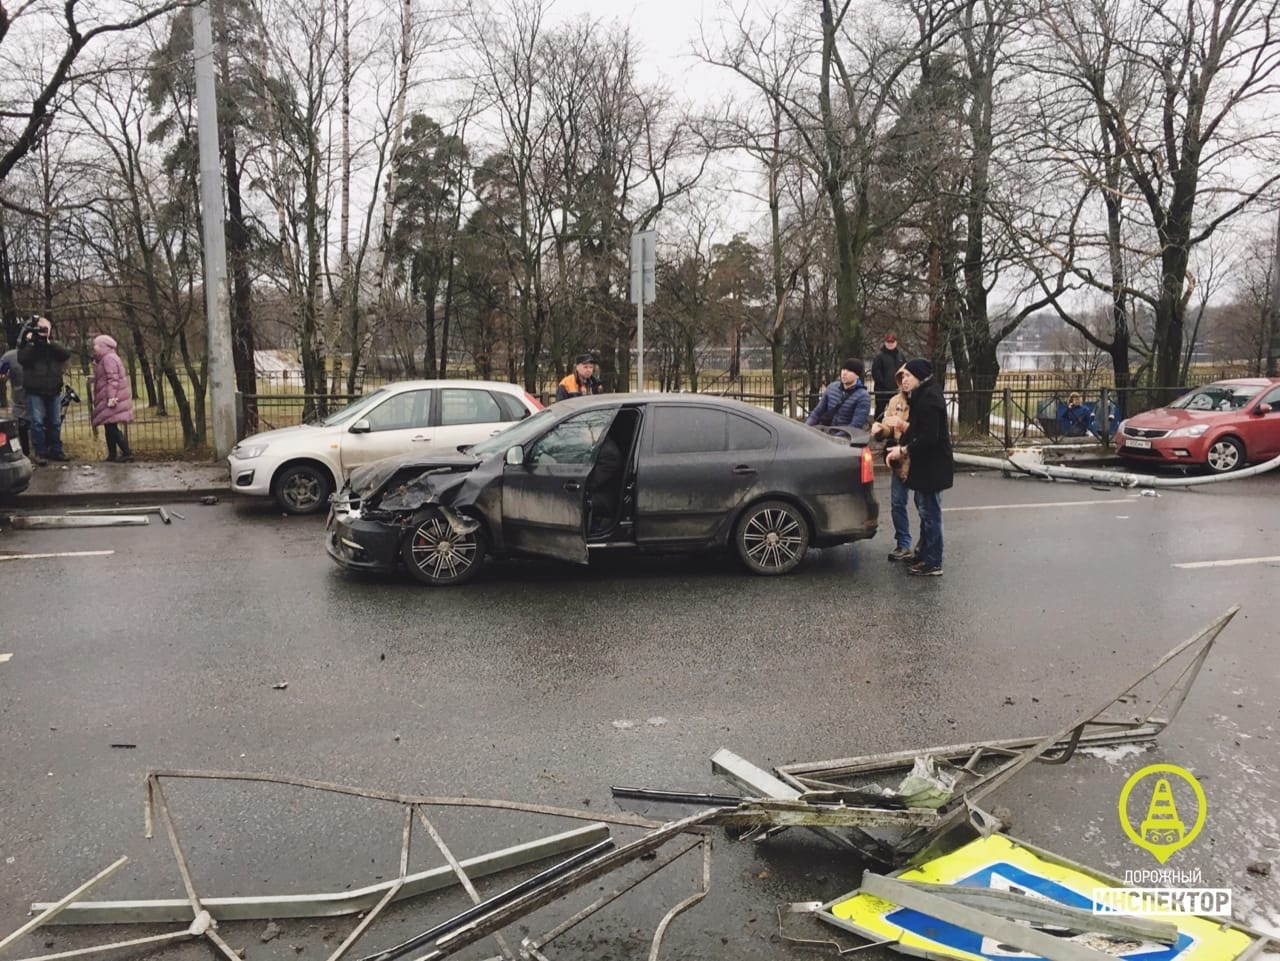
[14,770,663,961]
[805,832,1277,961]
[14,772,888,961]
[722,606,1237,865]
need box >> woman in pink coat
[91,334,134,462]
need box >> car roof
[374,379,527,394]
[1202,377,1280,387]
[553,392,782,413]
[549,391,831,439]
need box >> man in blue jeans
[871,365,914,561]
[17,316,71,464]
[886,358,953,577]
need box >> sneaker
[908,563,943,577]
[103,455,119,463]
[888,547,914,562]
[117,454,134,463]
[48,452,70,461]
[33,454,48,466]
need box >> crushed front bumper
[325,510,401,573]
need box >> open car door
[502,407,618,564]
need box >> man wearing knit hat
[805,357,871,430]
[871,332,904,418]
[886,358,952,576]
[556,353,604,401]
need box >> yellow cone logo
[1119,764,1206,864]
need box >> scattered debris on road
[9,607,1273,961]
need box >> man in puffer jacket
[17,316,70,464]
[805,358,871,430]
[91,334,134,462]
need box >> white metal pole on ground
[953,450,1280,488]
[193,1,237,461]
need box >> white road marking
[1173,555,1280,570]
[0,550,115,562]
[943,498,1134,513]
[0,653,11,663]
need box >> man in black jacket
[870,332,904,418]
[886,358,952,577]
[16,317,71,464]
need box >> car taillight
[526,392,545,410]
[0,431,7,447]
[861,445,875,484]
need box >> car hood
[348,451,480,498]
[1126,408,1219,429]
[234,423,326,449]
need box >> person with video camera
[17,316,71,464]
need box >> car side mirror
[349,418,371,434]
[1258,403,1273,415]
[505,445,525,466]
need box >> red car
[1115,378,1280,472]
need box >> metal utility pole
[193,1,237,459]
[1268,206,1280,377]
[629,230,656,391]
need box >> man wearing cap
[556,353,604,402]
[871,332,904,419]
[886,358,952,577]
[805,358,871,430]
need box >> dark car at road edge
[0,415,32,499]
[326,394,879,586]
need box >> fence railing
[35,367,1259,460]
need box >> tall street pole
[1269,206,1280,377]
[193,1,237,459]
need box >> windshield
[467,407,558,458]
[1169,384,1261,412]
[317,388,387,426]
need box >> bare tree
[0,0,192,187]
[1032,0,1280,400]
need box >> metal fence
[38,364,1266,460]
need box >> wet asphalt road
[1,468,1278,960]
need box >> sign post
[630,230,656,391]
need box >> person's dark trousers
[913,489,944,569]
[104,423,132,460]
[27,391,64,457]
[17,422,30,456]
[890,472,912,550]
[874,390,892,418]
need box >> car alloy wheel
[735,500,810,576]
[401,511,486,586]
[1205,436,1244,473]
[274,464,332,515]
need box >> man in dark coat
[16,316,71,464]
[886,358,952,576]
[870,332,904,418]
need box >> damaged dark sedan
[326,394,878,586]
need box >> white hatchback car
[228,380,543,514]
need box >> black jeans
[104,423,132,459]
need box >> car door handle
[411,436,431,443]
[732,465,757,475]
[564,481,582,492]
